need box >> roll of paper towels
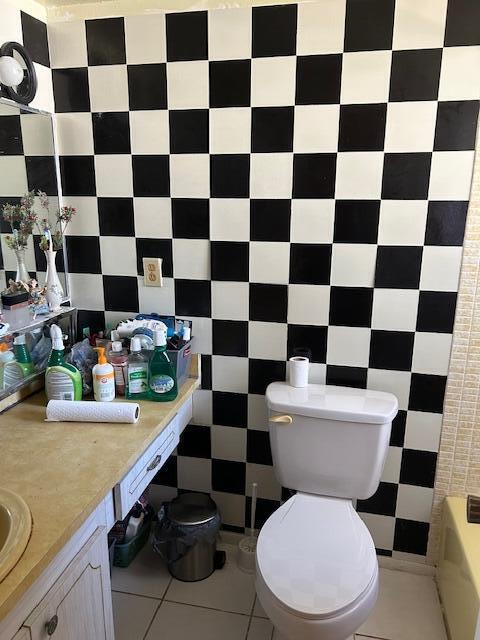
[289,356,309,388]
[46,400,140,424]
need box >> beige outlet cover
[143,257,163,287]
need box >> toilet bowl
[256,493,378,640]
[256,382,398,640]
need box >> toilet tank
[266,382,398,500]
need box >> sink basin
[0,488,31,583]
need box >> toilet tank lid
[266,382,398,424]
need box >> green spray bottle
[45,324,82,401]
[3,334,35,387]
[148,329,178,402]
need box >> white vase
[44,249,63,311]
[14,247,30,283]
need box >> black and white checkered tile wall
[47,0,480,558]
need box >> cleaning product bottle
[126,337,149,400]
[0,343,14,389]
[3,334,34,387]
[108,340,128,396]
[45,324,82,401]
[92,347,115,402]
[148,329,177,402]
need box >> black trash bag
[153,494,221,566]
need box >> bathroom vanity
[0,356,200,639]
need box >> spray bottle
[3,334,34,387]
[45,324,82,401]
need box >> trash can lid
[168,493,218,526]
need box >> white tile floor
[111,541,447,640]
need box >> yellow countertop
[444,497,480,597]
[0,370,199,621]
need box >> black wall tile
[213,391,248,427]
[86,18,126,65]
[166,11,208,62]
[344,0,395,52]
[136,237,173,276]
[252,4,297,58]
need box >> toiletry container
[126,337,149,400]
[108,340,128,396]
[3,334,34,387]
[148,329,178,402]
[45,324,82,401]
[93,347,115,402]
[0,343,14,389]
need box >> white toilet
[255,382,398,640]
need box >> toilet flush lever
[269,414,293,424]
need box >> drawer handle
[45,614,58,636]
[269,414,293,424]
[147,454,162,472]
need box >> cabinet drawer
[176,396,192,436]
[114,419,179,520]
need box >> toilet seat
[256,493,377,621]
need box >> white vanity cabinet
[1,391,196,640]
[18,527,113,640]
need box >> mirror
[0,98,73,400]
[0,99,68,298]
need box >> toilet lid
[256,494,377,620]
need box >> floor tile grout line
[163,597,253,617]
[141,599,162,640]
[244,594,259,640]
[111,588,164,602]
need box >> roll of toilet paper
[46,400,140,424]
[289,356,309,388]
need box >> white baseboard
[378,555,435,576]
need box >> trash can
[153,493,224,581]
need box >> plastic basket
[113,518,152,568]
[167,339,193,388]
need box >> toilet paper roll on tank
[288,356,309,388]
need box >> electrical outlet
[143,257,163,287]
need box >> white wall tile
[210,108,251,154]
[167,61,209,109]
[88,65,129,112]
[384,102,437,152]
[251,56,296,107]
[173,238,210,280]
[248,321,287,360]
[125,14,166,64]
[134,198,172,238]
[130,111,169,155]
[330,244,377,287]
[170,154,210,198]
[429,151,475,200]
[293,105,339,153]
[393,0,448,50]
[335,152,384,199]
[412,332,453,375]
[327,326,371,367]
[378,200,428,246]
[211,281,249,320]
[341,51,392,104]
[250,154,293,199]
[287,284,330,325]
[210,198,250,241]
[208,7,251,61]
[439,46,480,101]
[212,355,249,393]
[55,113,94,155]
[249,241,290,284]
[48,20,87,68]
[297,0,346,55]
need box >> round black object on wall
[0,41,37,105]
